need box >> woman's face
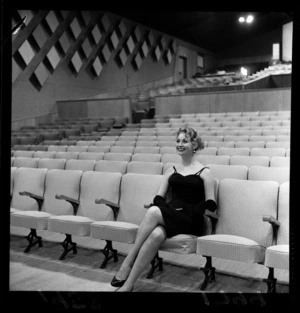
[176,132,194,155]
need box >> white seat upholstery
[38,158,66,169]
[131,153,161,163]
[208,164,248,181]
[94,160,128,174]
[196,155,230,165]
[65,159,96,171]
[13,157,39,168]
[270,156,290,168]
[230,155,270,168]
[248,166,289,184]
[126,161,163,175]
[196,178,279,290]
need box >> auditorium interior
[3,9,295,309]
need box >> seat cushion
[196,234,265,263]
[10,211,52,230]
[159,234,197,254]
[48,215,92,236]
[10,207,20,214]
[90,221,139,244]
[264,244,289,270]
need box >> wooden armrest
[55,194,79,215]
[19,191,43,200]
[19,191,44,210]
[263,215,281,227]
[95,198,120,220]
[55,194,79,204]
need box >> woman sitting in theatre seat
[112,127,217,292]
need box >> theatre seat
[90,173,163,268]
[263,182,289,292]
[38,158,66,170]
[126,161,163,175]
[230,155,270,168]
[48,171,122,260]
[94,160,128,174]
[248,166,290,184]
[11,169,83,254]
[196,178,279,290]
[131,153,162,163]
[13,157,39,168]
[207,164,248,181]
[270,156,290,168]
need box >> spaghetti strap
[173,166,177,173]
[195,166,209,176]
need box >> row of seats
[11,155,290,173]
[10,167,289,292]
[11,159,290,183]
[12,145,290,160]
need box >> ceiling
[110,11,293,53]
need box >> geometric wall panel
[110,31,119,50]
[126,36,135,54]
[101,14,111,32]
[81,11,91,26]
[118,48,128,67]
[70,17,82,39]
[58,32,71,55]
[154,45,161,61]
[91,25,102,44]
[92,56,103,77]
[32,25,48,49]
[134,26,142,42]
[18,40,35,65]
[81,38,93,58]
[101,44,111,63]
[12,57,22,83]
[141,41,149,58]
[148,31,155,47]
[70,51,83,73]
[60,11,69,18]
[17,10,34,26]
[170,40,177,53]
[45,11,59,34]
[160,36,167,50]
[132,52,142,69]
[33,62,49,87]
[46,46,61,70]
[165,49,172,64]
[118,20,127,37]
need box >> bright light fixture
[239,16,245,23]
[241,67,248,76]
[246,15,254,23]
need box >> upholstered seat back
[216,179,279,247]
[117,173,163,225]
[277,182,289,245]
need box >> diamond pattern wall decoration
[133,52,142,69]
[92,56,103,77]
[45,11,59,34]
[141,41,149,58]
[58,32,71,55]
[147,31,155,47]
[118,20,127,37]
[118,48,127,67]
[101,43,111,63]
[166,49,172,64]
[101,14,111,32]
[70,51,83,73]
[33,62,49,87]
[110,31,119,50]
[18,40,35,65]
[134,26,142,42]
[81,38,93,58]
[46,46,61,70]
[154,45,161,61]
[160,36,167,50]
[91,25,102,44]
[70,17,81,39]
[81,11,91,26]
[32,25,48,49]
[170,40,177,53]
[126,36,135,54]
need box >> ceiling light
[239,16,245,23]
[246,15,254,23]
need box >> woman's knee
[146,206,161,219]
[149,226,166,244]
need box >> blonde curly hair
[176,127,204,152]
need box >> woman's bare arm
[156,167,173,198]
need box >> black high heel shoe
[111,276,127,287]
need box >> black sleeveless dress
[157,166,208,238]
